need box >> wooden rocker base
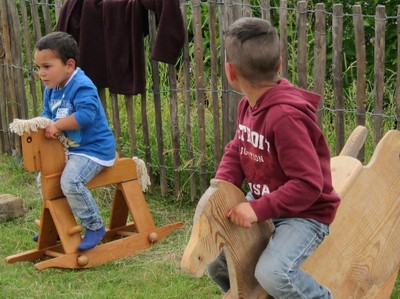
[5,128,183,270]
[6,222,183,270]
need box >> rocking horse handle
[339,125,368,158]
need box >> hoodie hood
[251,78,321,121]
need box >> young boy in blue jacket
[34,31,116,251]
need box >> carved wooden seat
[181,126,400,298]
[5,128,183,270]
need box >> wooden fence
[1,0,399,201]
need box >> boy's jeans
[207,218,332,299]
[60,154,105,231]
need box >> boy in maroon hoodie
[207,17,339,298]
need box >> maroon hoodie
[216,78,340,225]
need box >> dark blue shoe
[32,234,39,242]
[77,227,106,251]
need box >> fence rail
[1,0,399,200]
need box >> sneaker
[77,227,106,251]
[32,234,39,242]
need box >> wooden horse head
[181,179,274,298]
[20,128,66,176]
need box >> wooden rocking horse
[5,118,183,270]
[181,126,400,298]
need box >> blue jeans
[60,154,105,231]
[207,218,332,298]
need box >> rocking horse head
[181,179,274,298]
[9,117,66,175]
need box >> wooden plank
[373,5,385,146]
[279,0,288,79]
[191,0,207,194]
[352,5,367,161]
[332,4,344,155]
[168,65,181,197]
[180,0,197,201]
[119,180,155,232]
[296,1,307,89]
[209,2,221,169]
[313,3,326,128]
[148,11,167,196]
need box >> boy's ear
[225,62,237,81]
[276,56,282,73]
[66,58,76,73]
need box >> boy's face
[34,49,74,89]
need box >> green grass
[1,151,399,298]
[0,154,221,299]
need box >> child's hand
[44,123,61,139]
[227,202,258,228]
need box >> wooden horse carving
[181,127,400,298]
[181,179,274,298]
[5,122,183,270]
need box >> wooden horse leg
[5,197,81,263]
[45,197,82,253]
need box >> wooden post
[191,0,208,194]
[168,65,181,197]
[396,5,400,131]
[314,3,326,128]
[20,0,39,117]
[148,11,167,196]
[297,1,307,89]
[279,0,288,80]
[180,0,197,201]
[352,5,367,161]
[333,4,344,155]
[209,2,221,169]
[373,5,385,146]
[124,95,137,156]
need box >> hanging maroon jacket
[57,0,185,95]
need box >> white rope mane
[9,117,69,161]
[9,117,151,192]
[133,156,151,192]
[9,117,53,136]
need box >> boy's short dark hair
[35,31,79,65]
[225,17,280,83]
